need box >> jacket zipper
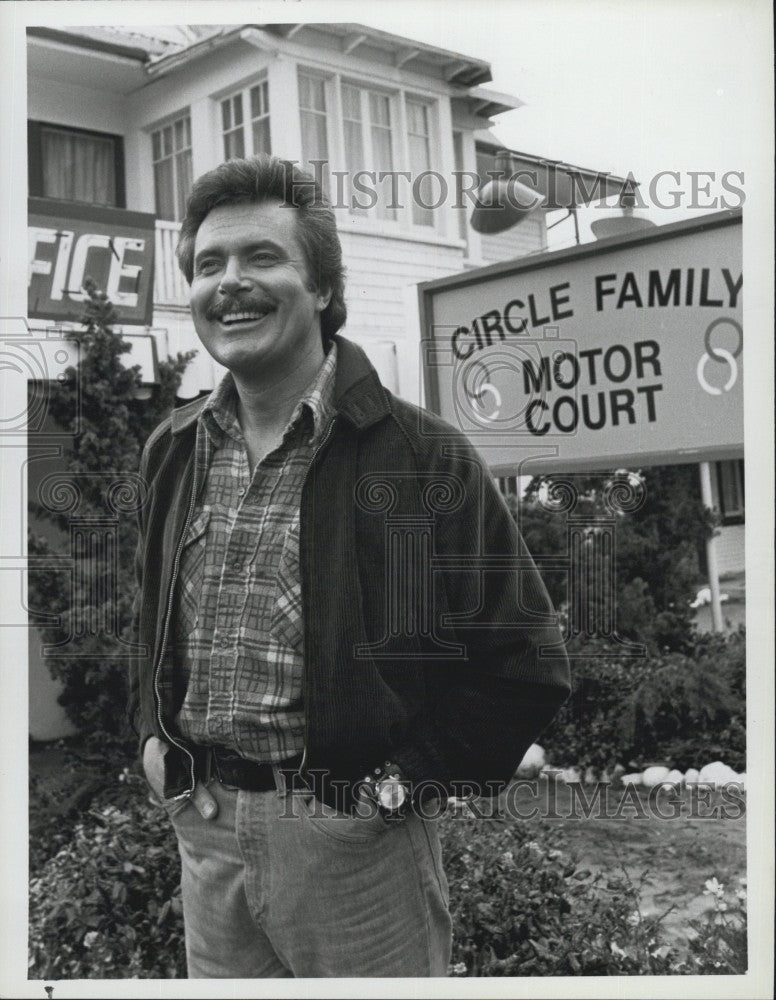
[298,415,338,780]
[152,458,198,801]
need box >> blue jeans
[163,772,452,977]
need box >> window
[220,80,271,161]
[296,73,440,229]
[406,99,434,226]
[299,74,329,175]
[341,83,396,220]
[716,459,745,524]
[28,122,124,207]
[151,114,193,222]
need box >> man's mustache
[205,296,276,321]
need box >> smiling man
[129,155,569,979]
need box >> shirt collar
[200,342,338,447]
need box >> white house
[25,22,741,738]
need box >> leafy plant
[518,466,719,653]
[29,768,186,979]
[442,816,678,976]
[540,630,745,772]
[27,279,194,747]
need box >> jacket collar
[170,334,391,436]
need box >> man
[129,155,569,979]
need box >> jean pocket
[148,789,191,819]
[300,792,395,844]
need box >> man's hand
[142,736,218,820]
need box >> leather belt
[193,745,303,792]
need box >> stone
[642,765,670,788]
[663,769,685,786]
[698,761,739,788]
[620,772,643,787]
[560,767,582,784]
[584,767,597,785]
[516,743,546,778]
[684,768,701,784]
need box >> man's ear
[316,285,332,312]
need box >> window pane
[252,117,271,155]
[152,113,191,221]
[41,128,116,205]
[409,131,433,226]
[175,149,193,220]
[221,99,232,131]
[250,81,268,118]
[719,460,744,515]
[344,119,364,170]
[232,94,243,126]
[224,129,245,160]
[154,159,175,218]
[301,111,329,163]
[369,92,390,127]
[300,74,326,112]
[341,84,361,120]
[406,100,428,136]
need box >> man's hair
[176,155,347,342]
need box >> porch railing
[154,219,189,308]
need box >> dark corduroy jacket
[128,335,570,805]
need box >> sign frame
[418,209,743,474]
[28,196,157,327]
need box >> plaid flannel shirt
[170,345,337,762]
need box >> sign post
[699,460,725,631]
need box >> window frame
[28,120,126,208]
[297,68,443,236]
[338,78,399,221]
[219,76,271,161]
[715,458,745,525]
[150,111,193,223]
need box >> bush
[442,816,677,976]
[540,629,745,772]
[29,775,744,979]
[27,280,193,748]
[29,770,186,979]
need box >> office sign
[419,211,742,473]
[28,198,156,326]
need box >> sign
[28,198,156,326]
[419,210,742,473]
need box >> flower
[626,911,641,927]
[610,942,627,958]
[451,962,468,976]
[703,877,724,897]
[83,931,100,949]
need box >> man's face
[189,200,329,380]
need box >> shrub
[442,815,677,976]
[679,877,747,974]
[540,630,745,772]
[28,770,186,979]
[29,776,744,979]
[27,280,194,748]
